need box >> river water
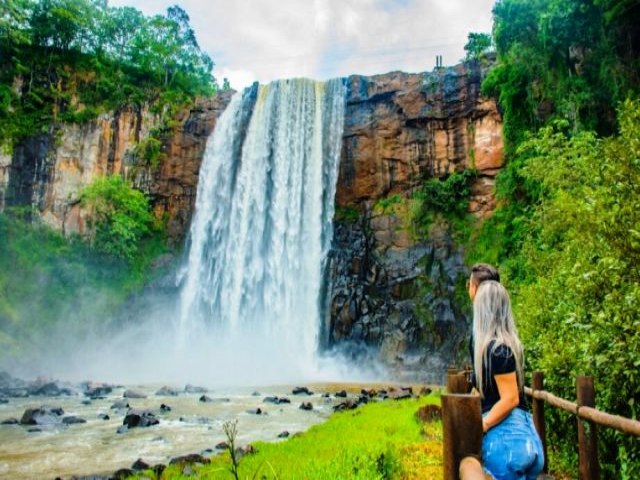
[0,383,362,479]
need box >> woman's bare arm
[482,372,520,432]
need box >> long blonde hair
[473,280,524,397]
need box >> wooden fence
[441,369,640,480]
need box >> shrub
[80,175,156,261]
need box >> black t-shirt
[471,340,528,413]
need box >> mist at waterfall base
[6,79,388,387]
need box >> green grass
[141,394,444,480]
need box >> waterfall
[176,78,346,382]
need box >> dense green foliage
[513,101,640,476]
[0,209,166,356]
[468,0,640,476]
[463,33,493,61]
[415,169,477,220]
[137,394,443,479]
[483,0,640,148]
[0,0,216,144]
[80,175,159,261]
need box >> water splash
[176,78,346,381]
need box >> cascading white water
[176,78,346,382]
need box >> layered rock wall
[338,64,503,213]
[327,62,503,379]
[1,92,233,243]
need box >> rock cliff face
[1,62,502,379]
[338,64,503,213]
[1,91,233,243]
[327,62,503,380]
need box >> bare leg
[459,455,490,480]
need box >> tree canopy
[0,0,217,143]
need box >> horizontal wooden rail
[524,386,640,437]
[578,406,640,437]
[447,369,640,480]
[524,386,578,415]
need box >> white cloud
[108,0,495,89]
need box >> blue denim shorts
[482,408,545,480]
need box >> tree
[0,0,34,46]
[463,32,493,61]
[29,0,95,51]
[80,175,155,260]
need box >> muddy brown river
[0,383,350,479]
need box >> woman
[472,280,544,480]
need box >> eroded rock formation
[1,91,233,243]
[327,62,503,379]
[338,64,503,214]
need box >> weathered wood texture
[447,372,471,395]
[532,372,548,473]
[525,380,640,436]
[442,394,482,480]
[577,376,600,480]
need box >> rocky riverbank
[0,371,434,479]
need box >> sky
[109,0,496,90]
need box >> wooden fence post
[577,376,600,480]
[532,371,548,473]
[447,372,471,395]
[442,394,483,480]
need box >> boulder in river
[160,403,172,412]
[28,381,74,397]
[185,384,207,394]
[246,408,263,415]
[169,453,211,465]
[292,386,313,395]
[389,388,412,400]
[156,386,179,396]
[334,390,347,398]
[199,394,213,402]
[299,402,313,411]
[123,409,159,428]
[20,406,64,425]
[123,389,147,399]
[110,400,129,410]
[215,441,229,450]
[83,382,113,398]
[0,372,29,397]
[263,396,290,404]
[277,431,290,438]
[333,399,359,411]
[1,418,19,425]
[62,416,87,425]
[131,458,150,471]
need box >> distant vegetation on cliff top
[0,0,218,145]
